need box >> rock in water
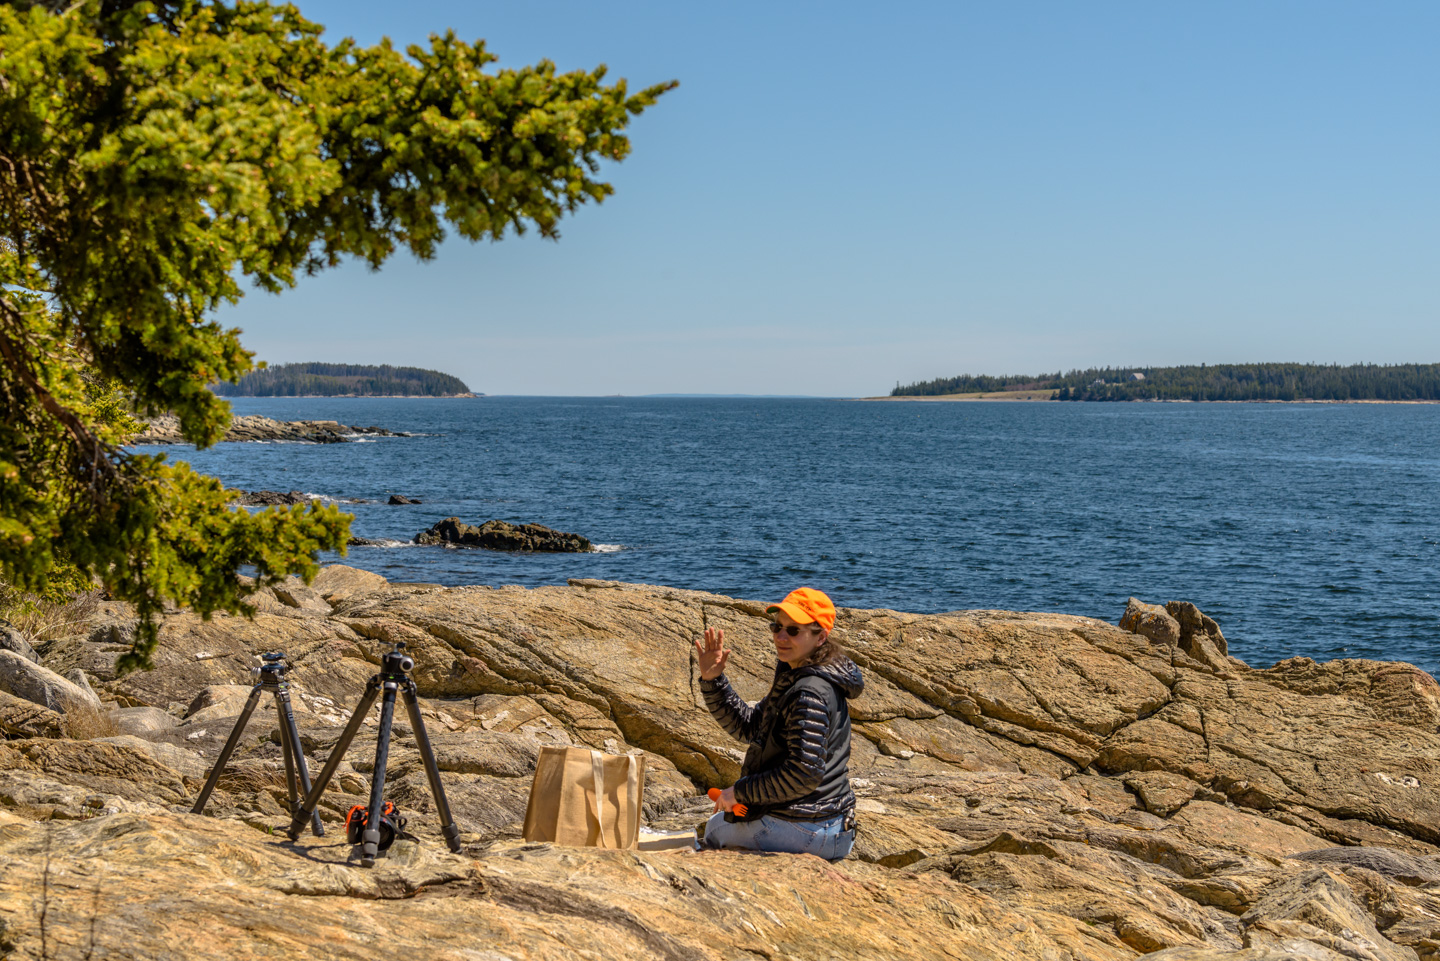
[230,489,312,505]
[388,494,422,504]
[133,414,408,444]
[415,517,593,552]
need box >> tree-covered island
[892,363,1440,402]
[214,363,474,397]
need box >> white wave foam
[305,492,362,504]
[593,543,624,553]
[354,538,419,549]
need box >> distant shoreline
[858,390,1058,402]
[893,363,1440,404]
[859,393,1440,404]
[225,393,479,399]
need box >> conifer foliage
[0,0,673,669]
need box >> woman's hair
[799,633,846,668]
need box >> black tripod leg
[403,683,461,853]
[191,683,265,815]
[275,690,300,807]
[361,681,399,867]
[276,688,325,837]
[286,679,380,840]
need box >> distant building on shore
[1130,372,1146,381]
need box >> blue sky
[222,1,1440,396]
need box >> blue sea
[137,397,1440,677]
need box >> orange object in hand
[708,788,747,817]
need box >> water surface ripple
[143,398,1440,676]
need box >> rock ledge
[1,577,1437,961]
[133,414,408,444]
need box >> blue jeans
[702,812,855,861]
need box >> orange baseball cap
[767,587,836,631]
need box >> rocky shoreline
[1,575,1437,960]
[133,414,409,444]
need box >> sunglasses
[769,622,820,637]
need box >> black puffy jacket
[700,655,864,822]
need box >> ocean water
[136,397,1440,676]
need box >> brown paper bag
[521,746,646,848]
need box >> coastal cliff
[1,572,1437,960]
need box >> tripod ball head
[382,641,414,675]
[253,651,290,678]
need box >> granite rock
[0,650,103,712]
[0,621,40,664]
[310,564,389,604]
[230,489,313,505]
[415,517,594,552]
[1121,596,1182,646]
[1,574,1437,961]
[135,414,406,444]
[0,690,66,739]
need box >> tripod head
[381,641,415,677]
[253,651,290,679]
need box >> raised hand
[694,627,730,681]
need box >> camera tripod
[191,652,325,837]
[286,641,461,866]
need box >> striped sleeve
[700,674,762,743]
[731,686,830,807]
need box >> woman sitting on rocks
[695,587,864,860]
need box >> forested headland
[892,363,1440,402]
[214,363,475,397]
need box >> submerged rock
[415,517,593,552]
